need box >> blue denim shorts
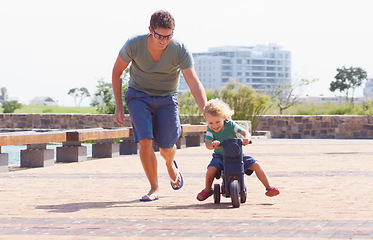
[208,153,257,176]
[125,87,181,148]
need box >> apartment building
[363,78,373,98]
[179,44,291,94]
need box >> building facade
[179,44,291,94]
[363,78,373,98]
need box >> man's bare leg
[160,145,182,189]
[139,138,159,196]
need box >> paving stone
[0,139,372,239]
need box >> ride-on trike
[213,138,248,208]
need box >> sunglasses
[153,30,173,41]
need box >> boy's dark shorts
[208,153,257,176]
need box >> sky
[1,0,372,106]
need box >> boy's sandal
[196,189,214,201]
[265,186,280,197]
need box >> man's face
[150,27,173,49]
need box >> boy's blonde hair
[203,99,234,120]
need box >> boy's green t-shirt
[119,34,194,96]
[205,120,244,155]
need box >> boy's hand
[211,140,221,148]
[242,138,251,146]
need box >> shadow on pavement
[36,199,142,213]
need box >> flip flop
[170,160,183,190]
[196,189,213,201]
[140,193,159,202]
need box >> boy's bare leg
[249,162,270,189]
[139,138,159,196]
[204,166,218,192]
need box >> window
[252,72,264,77]
[252,66,265,71]
[222,66,232,70]
[222,72,232,77]
[222,59,232,64]
[252,59,265,65]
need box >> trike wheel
[214,184,221,204]
[230,180,240,208]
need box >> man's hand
[112,55,129,126]
[114,106,126,125]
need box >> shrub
[178,82,271,134]
[2,101,22,113]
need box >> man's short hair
[150,10,175,30]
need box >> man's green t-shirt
[119,34,194,96]
[205,120,244,155]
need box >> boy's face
[204,112,225,133]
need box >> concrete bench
[0,131,67,170]
[177,124,207,149]
[152,124,207,151]
[135,124,208,151]
[57,128,131,162]
[0,124,208,172]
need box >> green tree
[178,88,219,116]
[330,66,367,105]
[271,78,318,114]
[178,82,271,134]
[219,82,271,134]
[178,91,200,115]
[91,69,129,114]
[2,100,22,113]
[362,99,373,116]
[67,87,91,107]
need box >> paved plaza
[0,139,373,239]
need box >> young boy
[197,99,279,201]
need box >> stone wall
[0,114,130,130]
[0,114,205,130]
[258,115,373,139]
[1,114,373,139]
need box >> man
[112,10,207,201]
